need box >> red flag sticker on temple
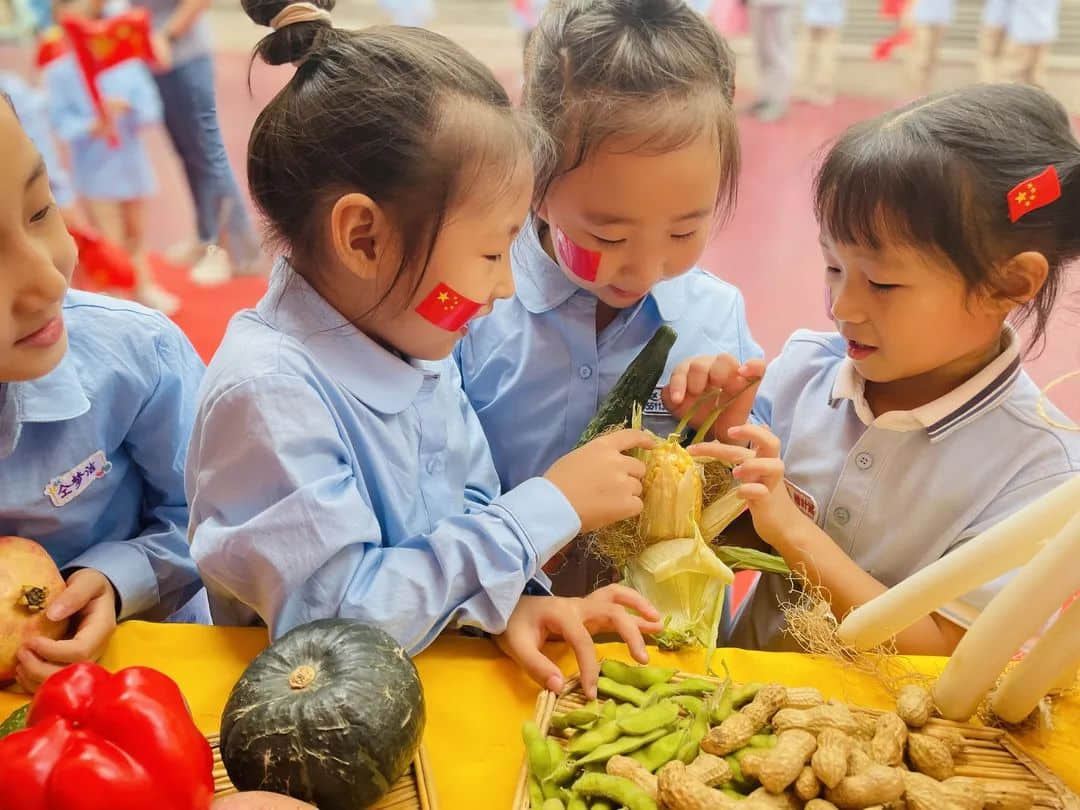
[1007,165,1061,223]
[415,282,482,331]
[554,226,601,282]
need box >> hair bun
[611,0,681,25]
[243,0,335,66]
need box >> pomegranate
[0,536,69,685]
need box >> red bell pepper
[0,662,213,810]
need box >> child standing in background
[977,0,1060,86]
[905,0,953,96]
[44,0,178,314]
[746,0,797,120]
[458,0,763,596]
[796,0,844,105]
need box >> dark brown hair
[524,0,739,219]
[242,0,532,312]
[815,83,1080,352]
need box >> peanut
[805,802,840,810]
[739,750,766,780]
[812,729,853,789]
[941,777,986,810]
[948,777,1033,810]
[870,712,908,766]
[747,787,802,810]
[606,756,658,800]
[825,765,905,809]
[895,685,934,728]
[701,685,787,755]
[847,747,874,776]
[772,703,864,737]
[685,753,731,787]
[924,727,966,757]
[903,770,955,810]
[783,687,826,709]
[795,765,822,801]
[657,761,739,810]
[759,729,818,793]
[908,732,955,781]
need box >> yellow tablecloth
[2,622,1077,806]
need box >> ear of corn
[639,437,703,545]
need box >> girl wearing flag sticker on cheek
[694,84,1080,655]
[456,0,765,597]
[186,0,667,699]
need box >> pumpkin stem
[18,586,48,613]
[288,664,317,690]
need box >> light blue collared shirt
[0,291,205,620]
[732,327,1080,650]
[456,220,763,492]
[186,261,581,651]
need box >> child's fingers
[706,354,740,391]
[727,424,781,458]
[15,646,62,692]
[665,362,691,406]
[44,573,98,623]
[688,441,754,464]
[604,429,657,454]
[24,634,95,666]
[618,453,647,481]
[737,482,773,500]
[598,606,651,665]
[733,457,785,489]
[594,584,662,623]
[683,357,715,398]
[738,358,767,380]
[559,616,602,700]
[498,630,566,694]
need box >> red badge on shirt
[1006,166,1061,223]
[554,226,601,282]
[414,282,482,331]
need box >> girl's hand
[690,424,801,545]
[496,585,663,698]
[544,429,655,533]
[15,569,117,693]
[662,355,765,441]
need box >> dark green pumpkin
[0,703,29,739]
[219,619,425,810]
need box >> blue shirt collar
[255,259,433,415]
[512,218,689,321]
[0,341,91,458]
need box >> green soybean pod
[523,721,553,779]
[615,702,638,721]
[567,720,621,755]
[676,701,710,764]
[597,677,648,707]
[599,660,677,690]
[566,798,588,810]
[644,677,717,705]
[541,799,565,810]
[670,695,704,716]
[617,701,680,736]
[630,727,683,772]
[576,727,670,767]
[544,757,580,788]
[571,773,659,810]
[730,682,763,707]
[748,733,778,749]
[600,700,617,722]
[589,802,614,810]
[528,776,545,810]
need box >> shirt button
[579,365,593,379]
[833,507,850,525]
[855,452,873,471]
[426,458,444,474]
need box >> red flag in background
[34,26,69,69]
[880,0,906,18]
[58,9,159,146]
[69,225,137,291]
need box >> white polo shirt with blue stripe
[730,326,1080,651]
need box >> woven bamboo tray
[512,672,1080,810]
[209,733,439,810]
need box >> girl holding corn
[702,85,1080,655]
[186,0,672,699]
[456,0,765,597]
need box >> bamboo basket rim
[208,732,438,810]
[511,672,1080,810]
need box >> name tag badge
[643,386,671,417]
[785,479,818,522]
[44,450,112,508]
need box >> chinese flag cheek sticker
[414,282,482,331]
[554,227,601,282]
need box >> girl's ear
[330,193,389,281]
[990,251,1049,313]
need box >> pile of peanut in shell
[529,662,1039,810]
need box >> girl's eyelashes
[590,234,625,246]
[671,231,696,240]
[30,204,52,224]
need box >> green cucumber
[576,325,678,447]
